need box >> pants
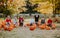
[30,23,33,26]
[14,22,17,26]
[47,23,52,27]
[6,22,10,27]
[41,22,45,25]
[35,21,38,26]
[19,22,23,26]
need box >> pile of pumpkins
[26,23,56,31]
[0,20,19,31]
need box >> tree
[20,0,39,14]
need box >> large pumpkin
[8,26,14,31]
[46,26,51,30]
[39,24,46,29]
[30,25,36,31]
[52,24,56,29]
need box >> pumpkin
[0,25,2,30]
[52,24,56,29]
[32,24,37,28]
[7,24,14,31]
[8,26,14,31]
[10,24,14,28]
[30,25,35,31]
[2,21,6,26]
[26,23,30,26]
[46,26,51,30]
[13,24,16,28]
[4,26,8,31]
[39,24,46,29]
[38,22,40,26]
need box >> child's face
[7,16,10,19]
[49,17,51,19]
[42,18,44,20]
[20,16,23,18]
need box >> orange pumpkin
[10,24,14,28]
[32,24,37,28]
[0,25,2,30]
[30,25,35,31]
[39,24,46,29]
[8,26,14,31]
[52,24,56,29]
[3,26,8,31]
[46,26,51,30]
[6,24,14,31]
[26,23,30,26]
[38,22,40,26]
[2,21,6,26]
[14,25,16,28]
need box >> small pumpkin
[32,24,37,28]
[26,23,30,26]
[52,24,56,29]
[0,24,2,30]
[10,24,14,28]
[39,24,46,29]
[4,26,8,31]
[46,26,51,30]
[38,22,40,26]
[2,21,6,26]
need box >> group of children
[30,16,53,27]
[5,15,24,27]
[5,15,53,27]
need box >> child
[34,14,39,25]
[40,17,45,25]
[19,16,24,26]
[30,16,35,26]
[5,16,11,26]
[12,16,18,26]
[47,17,53,27]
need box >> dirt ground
[0,19,60,38]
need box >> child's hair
[49,17,51,19]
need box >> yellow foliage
[7,0,26,14]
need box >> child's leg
[30,23,32,26]
[20,22,23,26]
[47,23,52,27]
[35,21,38,26]
[6,22,10,26]
[6,22,10,28]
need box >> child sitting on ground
[19,16,24,26]
[40,17,46,25]
[5,16,11,26]
[47,17,53,27]
[12,16,18,26]
[30,16,35,26]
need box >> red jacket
[6,18,11,23]
[19,17,24,22]
[47,19,52,24]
